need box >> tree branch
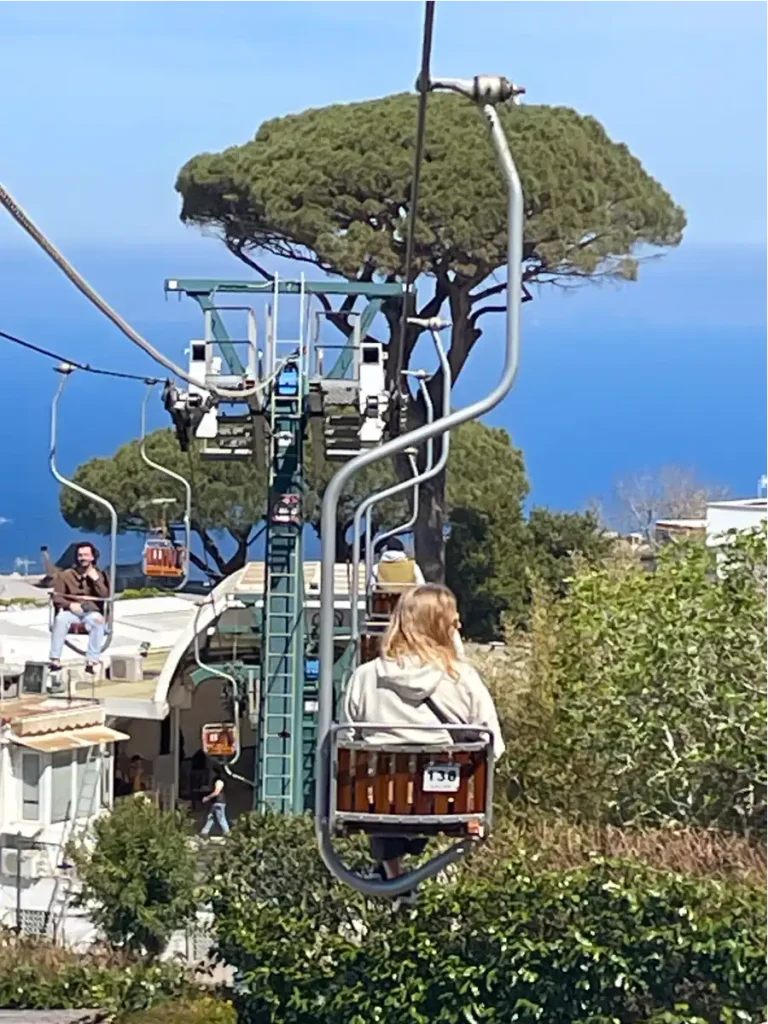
[188,550,222,580]
[192,523,227,573]
[469,304,507,327]
[225,241,274,282]
[471,281,507,303]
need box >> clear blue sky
[1,0,765,248]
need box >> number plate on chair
[422,763,461,793]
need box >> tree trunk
[336,519,353,563]
[221,535,250,577]
[412,468,446,583]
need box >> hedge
[0,931,193,1014]
[208,814,767,1024]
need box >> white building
[655,497,767,548]
[0,694,127,944]
[704,498,767,547]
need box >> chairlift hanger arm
[351,335,449,644]
[316,75,525,895]
[367,373,433,571]
[49,366,117,657]
[192,596,254,787]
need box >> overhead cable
[0,327,161,383]
[0,182,282,400]
[393,0,437,385]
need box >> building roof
[0,595,200,676]
[0,694,104,735]
[0,574,49,602]
[151,561,365,706]
[0,562,365,714]
[655,518,706,530]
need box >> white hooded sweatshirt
[342,655,505,761]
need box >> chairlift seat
[332,738,493,839]
[143,538,187,579]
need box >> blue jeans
[50,609,106,662]
[200,802,230,836]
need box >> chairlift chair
[315,74,525,897]
[48,365,117,659]
[139,385,192,588]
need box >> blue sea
[0,240,765,574]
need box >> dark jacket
[53,566,110,614]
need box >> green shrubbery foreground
[203,813,766,1024]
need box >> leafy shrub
[0,929,193,1012]
[119,588,171,600]
[118,994,237,1023]
[496,529,767,834]
[71,796,199,956]
[207,814,766,1024]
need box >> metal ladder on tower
[257,274,307,814]
[46,744,103,940]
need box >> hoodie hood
[374,656,446,704]
[379,550,409,563]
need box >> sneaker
[84,662,98,676]
[360,864,388,883]
[48,661,62,673]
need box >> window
[21,753,41,821]
[51,751,73,823]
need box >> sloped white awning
[13,725,129,752]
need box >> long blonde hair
[381,584,461,680]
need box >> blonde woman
[342,584,504,899]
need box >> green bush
[497,529,767,834]
[0,930,193,1013]
[207,814,766,1024]
[118,994,237,1023]
[71,796,199,956]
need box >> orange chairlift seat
[142,532,187,579]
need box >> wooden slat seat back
[370,591,402,617]
[360,634,380,664]
[334,744,490,837]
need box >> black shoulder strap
[424,695,451,725]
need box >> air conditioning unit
[110,656,143,682]
[1,848,42,880]
[22,661,46,695]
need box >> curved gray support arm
[49,366,117,657]
[364,374,433,588]
[350,333,450,644]
[362,455,420,598]
[315,88,524,896]
[140,384,192,592]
